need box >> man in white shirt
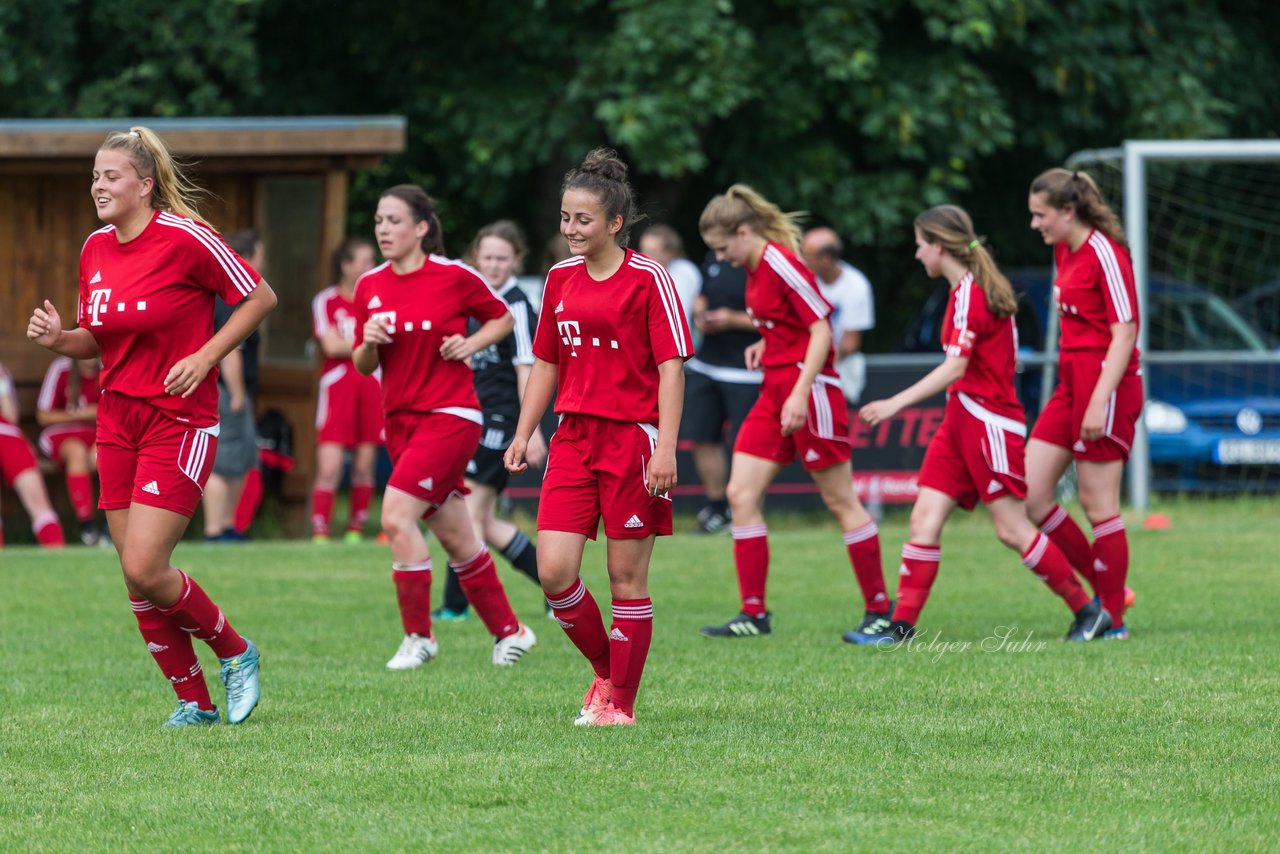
[801,227,875,403]
[639,224,702,331]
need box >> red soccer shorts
[384,410,479,514]
[38,424,97,463]
[537,413,673,540]
[316,365,385,447]
[96,392,217,517]
[918,393,1028,510]
[1031,351,1143,462]
[734,367,851,471]
[0,422,40,484]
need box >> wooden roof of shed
[0,116,406,159]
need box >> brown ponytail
[914,205,1018,319]
[1029,168,1126,246]
[699,184,805,253]
[99,126,208,224]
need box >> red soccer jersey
[532,250,693,424]
[312,286,361,374]
[78,211,260,427]
[37,357,103,414]
[747,242,837,373]
[942,273,1023,420]
[1053,229,1141,372]
[353,256,509,418]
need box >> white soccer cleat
[386,633,438,670]
[492,624,537,666]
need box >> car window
[1150,292,1267,352]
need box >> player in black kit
[435,221,546,621]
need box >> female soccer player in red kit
[27,126,275,727]
[504,148,693,726]
[0,360,66,548]
[848,205,1108,645]
[310,237,381,542]
[1025,169,1140,640]
[352,185,536,670]
[37,357,105,544]
[696,185,889,641]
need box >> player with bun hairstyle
[353,185,537,671]
[849,205,1107,645]
[696,185,890,641]
[434,220,547,622]
[505,148,693,726]
[310,236,380,543]
[27,126,276,727]
[1026,168,1139,640]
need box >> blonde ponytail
[699,183,805,253]
[99,126,208,224]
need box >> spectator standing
[800,227,875,403]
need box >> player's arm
[647,357,685,495]
[27,301,101,359]
[505,358,556,475]
[1081,320,1137,441]
[319,327,353,359]
[165,283,277,399]
[220,347,248,412]
[859,355,968,427]
[0,369,18,424]
[836,328,862,357]
[514,362,548,468]
[439,312,515,362]
[780,319,833,436]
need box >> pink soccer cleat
[574,676,614,726]
[587,703,636,727]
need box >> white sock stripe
[546,581,586,609]
[1039,505,1068,534]
[612,606,654,619]
[843,522,879,545]
[1022,533,1048,568]
[130,599,158,612]
[391,560,432,572]
[1092,517,1126,538]
[449,548,491,575]
[731,524,768,540]
[901,544,941,561]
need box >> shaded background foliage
[2,0,1277,348]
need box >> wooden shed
[0,116,405,537]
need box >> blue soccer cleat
[163,701,221,729]
[844,619,915,646]
[219,639,261,724]
[1102,626,1130,641]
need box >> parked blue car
[901,270,1280,491]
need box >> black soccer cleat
[700,611,771,638]
[1065,599,1113,642]
[844,619,915,646]
[853,606,894,636]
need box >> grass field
[3,498,1279,851]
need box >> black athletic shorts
[680,367,760,444]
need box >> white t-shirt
[667,256,703,328]
[815,261,875,403]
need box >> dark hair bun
[579,147,628,184]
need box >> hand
[439,334,475,361]
[362,317,392,346]
[859,399,899,427]
[780,391,808,437]
[1080,399,1107,442]
[230,390,246,413]
[744,340,765,371]
[646,448,677,496]
[525,426,549,469]
[27,300,64,348]
[702,308,733,334]
[504,435,529,475]
[164,354,214,398]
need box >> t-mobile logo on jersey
[557,319,618,357]
[86,288,112,326]
[371,310,397,335]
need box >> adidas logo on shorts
[1073,440,1087,452]
[987,479,1003,494]
[418,477,434,491]
[624,515,644,529]
[142,481,160,495]
[804,449,821,463]
[609,627,629,642]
